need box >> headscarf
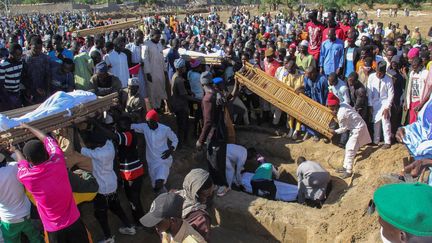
[180,168,210,218]
[174,58,186,69]
[407,48,420,59]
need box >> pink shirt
[17,137,80,232]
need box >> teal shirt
[252,163,273,180]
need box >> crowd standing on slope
[0,6,432,243]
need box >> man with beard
[143,29,168,111]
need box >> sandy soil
[77,115,412,242]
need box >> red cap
[327,92,340,106]
[289,43,297,49]
[146,109,159,122]
[263,32,271,39]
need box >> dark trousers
[391,104,403,138]
[46,218,90,243]
[251,179,276,200]
[3,92,23,111]
[207,142,228,187]
[175,110,189,146]
[94,192,131,238]
[123,177,144,225]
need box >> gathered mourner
[247,150,280,200]
[177,169,214,241]
[171,58,199,148]
[0,153,43,243]
[22,36,52,104]
[328,93,371,178]
[105,37,129,88]
[89,61,122,97]
[404,57,429,124]
[140,192,206,243]
[75,128,136,242]
[374,183,432,243]
[304,66,329,141]
[296,157,330,208]
[347,72,368,121]
[123,77,144,121]
[367,61,394,148]
[319,28,344,76]
[143,29,168,110]
[131,109,178,194]
[0,8,432,242]
[92,116,146,228]
[15,123,91,243]
[0,43,24,111]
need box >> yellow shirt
[282,70,304,91]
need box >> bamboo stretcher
[74,19,141,37]
[235,63,336,139]
[0,92,118,145]
[180,54,222,65]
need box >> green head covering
[374,183,432,237]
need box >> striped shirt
[0,58,23,93]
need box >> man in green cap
[374,183,432,243]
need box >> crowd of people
[0,5,432,243]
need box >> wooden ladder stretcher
[74,19,142,37]
[235,63,336,139]
[0,92,119,145]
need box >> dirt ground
[82,6,427,243]
[77,113,412,242]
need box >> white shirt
[105,50,129,88]
[407,69,429,104]
[367,73,394,122]
[131,123,178,166]
[89,46,102,56]
[226,144,247,186]
[81,140,117,194]
[0,163,31,222]
[335,103,372,150]
[126,43,143,64]
[275,66,288,82]
[329,79,351,104]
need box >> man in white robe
[328,92,371,178]
[142,29,167,110]
[367,61,394,149]
[126,30,146,99]
[105,37,129,88]
[225,144,247,192]
[131,109,178,194]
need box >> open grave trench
[78,123,409,243]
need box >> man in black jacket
[347,72,368,122]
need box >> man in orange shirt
[264,48,281,77]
